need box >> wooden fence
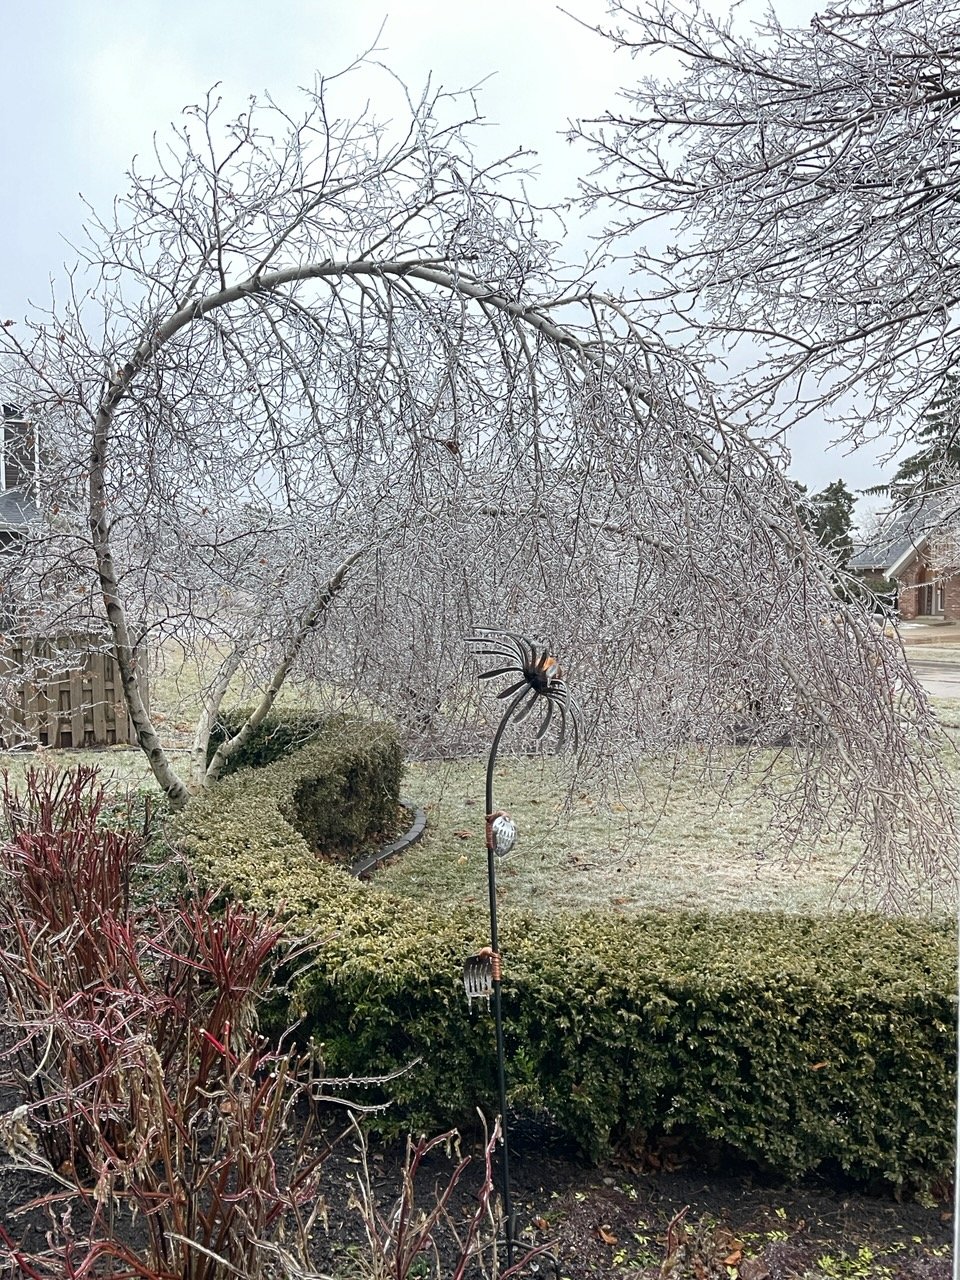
[0,637,144,749]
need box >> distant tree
[807,480,855,564]
[872,373,960,496]
[794,478,858,599]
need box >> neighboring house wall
[895,550,960,621]
[1,408,36,491]
[897,559,924,620]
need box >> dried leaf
[452,829,475,839]
[533,1216,549,1231]
[597,1225,618,1245]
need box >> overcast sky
[1,0,891,496]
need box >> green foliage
[843,571,899,617]
[796,478,856,567]
[513,910,955,1183]
[179,766,957,1186]
[873,372,960,495]
[208,704,336,773]
[810,479,856,562]
[187,714,402,863]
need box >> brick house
[849,492,960,621]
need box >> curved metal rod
[479,663,522,681]
[497,678,530,701]
[536,694,555,741]
[483,686,527,1267]
[486,688,528,819]
[513,689,542,724]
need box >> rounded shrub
[208,705,345,774]
[190,713,402,862]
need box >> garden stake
[467,629,578,1270]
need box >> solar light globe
[490,813,517,858]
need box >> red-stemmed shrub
[0,766,328,1280]
[0,765,538,1280]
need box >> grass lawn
[1,660,956,920]
[0,745,190,795]
[384,752,922,917]
[0,740,902,916]
[385,674,960,918]
[383,642,960,919]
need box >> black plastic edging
[349,796,427,880]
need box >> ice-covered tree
[577,0,960,437]
[0,68,952,906]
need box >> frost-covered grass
[0,666,954,920]
[0,746,188,796]
[4,737,896,916]
[905,645,960,662]
[380,676,959,920]
[383,752,903,918]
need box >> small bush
[196,712,402,861]
[208,703,335,773]
[179,774,957,1187]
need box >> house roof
[849,490,960,577]
[0,487,40,532]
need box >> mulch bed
[310,1113,953,1278]
[1,1098,952,1279]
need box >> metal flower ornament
[473,629,578,758]
[463,627,579,1266]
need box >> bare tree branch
[575,0,960,436]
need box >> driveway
[907,657,960,698]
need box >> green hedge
[207,705,337,774]
[178,742,957,1186]
[189,714,402,862]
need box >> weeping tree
[0,68,954,907]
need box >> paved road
[906,657,960,699]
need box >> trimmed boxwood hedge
[192,713,402,861]
[207,705,340,774]
[177,736,957,1186]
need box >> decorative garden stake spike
[462,948,496,1006]
[466,627,579,1269]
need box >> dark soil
[1,1098,952,1279]
[306,1112,953,1279]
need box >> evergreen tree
[872,373,960,495]
[811,480,855,562]
[797,479,855,565]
